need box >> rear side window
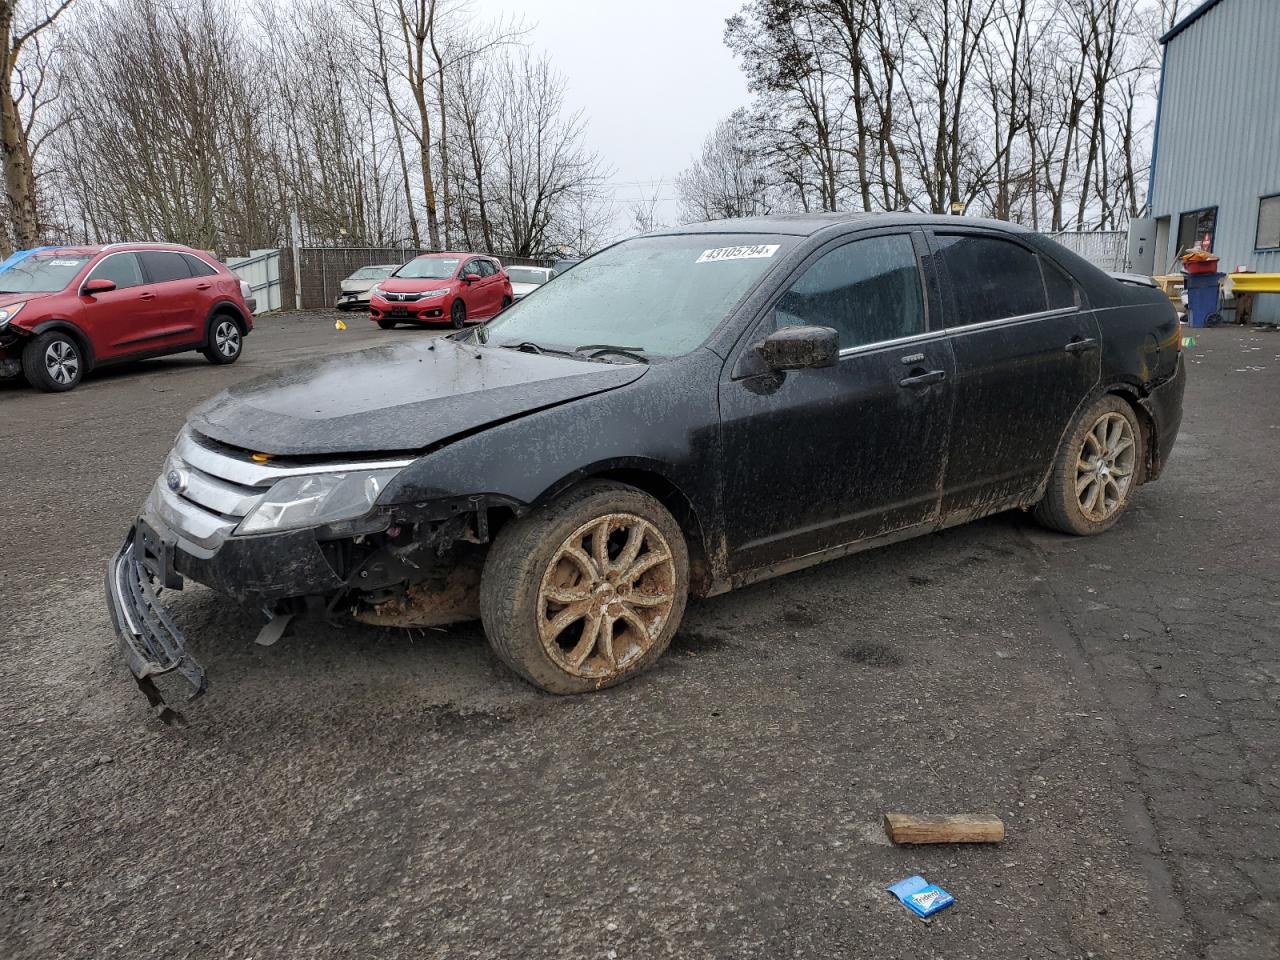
[775,233,925,349]
[935,234,1046,326]
[1041,256,1078,310]
[88,253,145,290]
[139,251,192,283]
[182,253,218,277]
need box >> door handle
[1065,337,1098,353]
[138,292,156,301]
[899,368,947,388]
[195,282,211,290]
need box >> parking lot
[1,311,1277,960]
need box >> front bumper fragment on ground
[105,529,206,723]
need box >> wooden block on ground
[883,813,1005,845]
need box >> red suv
[0,243,255,392]
[368,252,513,329]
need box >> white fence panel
[227,249,282,312]
[1038,231,1128,272]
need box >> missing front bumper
[105,531,206,723]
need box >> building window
[1257,195,1280,250]
[1177,207,1217,255]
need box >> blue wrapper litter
[887,875,955,918]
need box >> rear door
[137,250,203,346]
[718,229,955,574]
[927,230,1101,517]
[78,252,160,358]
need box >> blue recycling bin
[1183,271,1224,328]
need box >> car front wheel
[450,299,467,328]
[203,316,243,365]
[480,481,690,694]
[23,331,84,392]
[1034,394,1143,536]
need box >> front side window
[0,253,92,293]
[89,253,145,290]
[476,259,497,277]
[1177,207,1217,254]
[935,234,1046,326]
[139,251,192,283]
[773,234,924,349]
[478,233,796,357]
[397,257,459,280]
[1257,195,1280,250]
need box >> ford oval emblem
[166,469,188,495]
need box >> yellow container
[1228,273,1280,294]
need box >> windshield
[507,267,550,285]
[0,253,92,293]
[477,234,794,357]
[395,257,459,280]
[350,266,394,280]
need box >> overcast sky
[472,0,750,238]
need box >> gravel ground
[1,312,1276,959]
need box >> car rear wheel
[450,300,467,328]
[377,319,397,330]
[501,296,512,311]
[480,481,690,694]
[202,316,243,365]
[23,331,84,392]
[1034,394,1143,536]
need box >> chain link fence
[1038,231,1128,272]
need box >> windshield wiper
[500,340,576,358]
[574,344,649,364]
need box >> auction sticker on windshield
[696,244,780,263]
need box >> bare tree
[1,0,72,255]
[676,110,779,222]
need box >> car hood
[377,277,453,294]
[340,279,377,293]
[189,336,648,456]
[510,282,541,297]
[0,289,57,309]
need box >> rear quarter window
[181,254,219,277]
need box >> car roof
[413,251,492,259]
[32,242,207,256]
[656,211,1033,238]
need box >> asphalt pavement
[1,313,1276,959]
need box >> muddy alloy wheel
[1034,394,1143,536]
[480,481,690,694]
[450,299,467,328]
[536,514,678,679]
[1075,411,1136,522]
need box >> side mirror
[82,277,116,296]
[463,273,481,283]
[758,324,839,371]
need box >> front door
[719,231,955,575]
[79,252,164,359]
[927,230,1102,516]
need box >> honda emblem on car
[165,468,188,495]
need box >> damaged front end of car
[105,426,522,722]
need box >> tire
[22,331,84,392]
[450,299,467,329]
[1034,394,1144,536]
[203,315,243,365]
[480,480,690,694]
[500,296,512,312]
[377,319,397,330]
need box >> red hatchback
[0,243,254,392]
[369,252,513,329]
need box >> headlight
[420,288,449,299]
[371,284,386,297]
[235,468,402,535]
[0,302,25,329]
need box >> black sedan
[107,213,1185,717]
